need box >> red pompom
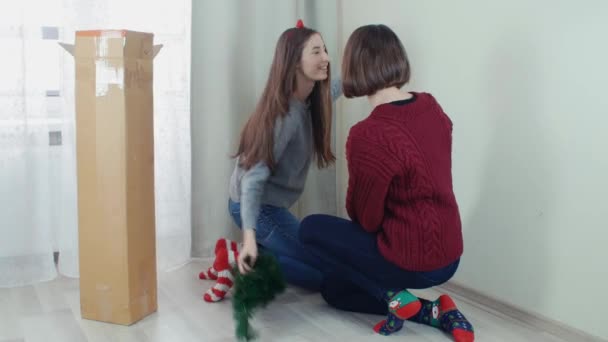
[296,19,304,29]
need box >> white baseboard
[437,281,605,342]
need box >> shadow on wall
[458,32,555,313]
[225,2,255,240]
[191,1,256,257]
[294,0,339,219]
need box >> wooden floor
[0,260,572,342]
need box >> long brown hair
[234,27,335,171]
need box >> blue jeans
[228,199,325,291]
[300,214,460,315]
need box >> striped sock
[204,269,235,302]
[199,238,239,280]
[215,238,239,255]
[199,266,218,280]
[203,246,239,302]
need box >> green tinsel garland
[232,253,286,341]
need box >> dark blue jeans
[228,199,325,291]
[300,214,460,315]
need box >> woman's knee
[320,281,342,307]
[320,278,361,311]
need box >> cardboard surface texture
[60,30,162,325]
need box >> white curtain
[0,0,191,287]
[190,0,340,257]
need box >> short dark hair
[342,24,411,98]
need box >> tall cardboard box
[62,30,162,325]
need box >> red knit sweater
[345,92,463,272]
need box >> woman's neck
[293,73,315,102]
[368,87,412,107]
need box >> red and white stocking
[198,238,239,280]
[200,238,240,302]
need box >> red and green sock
[372,291,474,341]
[373,290,421,335]
[409,294,475,342]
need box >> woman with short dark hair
[300,24,474,341]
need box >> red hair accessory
[296,19,304,29]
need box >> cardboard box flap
[153,44,163,58]
[58,42,75,56]
[59,30,162,60]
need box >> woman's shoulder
[413,91,444,110]
[347,115,391,150]
[274,99,308,128]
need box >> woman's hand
[238,229,258,274]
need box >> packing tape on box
[95,59,124,96]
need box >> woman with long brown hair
[226,20,341,292]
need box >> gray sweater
[229,79,342,229]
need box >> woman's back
[346,92,463,272]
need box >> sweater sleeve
[240,163,271,231]
[240,114,298,230]
[331,78,343,102]
[345,130,399,233]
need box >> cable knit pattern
[345,93,463,271]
